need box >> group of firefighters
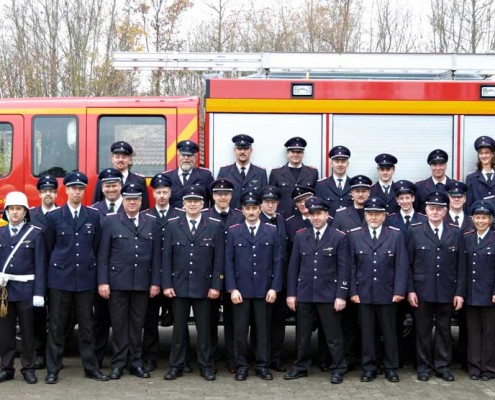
[1,133,495,386]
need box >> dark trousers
[233,298,272,369]
[222,292,235,363]
[270,290,288,363]
[169,297,212,369]
[46,289,98,373]
[465,305,495,377]
[32,305,47,358]
[108,290,148,369]
[293,302,346,373]
[341,301,359,367]
[359,303,399,372]
[142,293,167,363]
[0,300,34,373]
[414,301,453,373]
[94,295,111,366]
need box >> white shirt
[126,213,139,227]
[42,205,58,215]
[478,228,490,242]
[333,175,347,187]
[178,169,192,183]
[106,197,123,212]
[313,224,328,240]
[432,177,447,186]
[245,220,261,236]
[449,210,464,227]
[10,222,25,237]
[288,162,302,169]
[428,222,443,239]
[236,162,250,176]
[121,170,129,184]
[214,206,229,215]
[188,215,202,231]
[68,205,82,219]
[155,206,168,217]
[368,225,383,240]
[483,170,494,181]
[400,209,415,225]
[379,179,393,193]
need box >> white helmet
[3,191,30,223]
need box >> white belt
[0,272,35,284]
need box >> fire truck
[1,52,495,210]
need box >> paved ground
[3,326,495,400]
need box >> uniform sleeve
[33,230,47,297]
[138,176,150,211]
[210,223,225,291]
[348,234,358,298]
[336,234,351,300]
[270,229,282,292]
[92,180,103,205]
[268,169,276,186]
[44,213,56,256]
[150,220,161,286]
[260,168,268,189]
[96,217,112,285]
[224,229,236,292]
[405,230,416,293]
[455,231,467,298]
[393,231,409,297]
[161,223,174,289]
[286,235,302,297]
[93,212,102,255]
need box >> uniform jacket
[463,229,495,306]
[260,213,289,288]
[0,224,46,301]
[217,163,268,209]
[385,211,427,235]
[162,214,224,298]
[225,222,282,298]
[369,182,399,215]
[92,172,149,211]
[202,207,244,241]
[332,206,366,233]
[406,222,466,303]
[45,204,101,292]
[164,167,214,209]
[466,170,495,211]
[146,207,183,245]
[415,176,454,213]
[315,176,353,217]
[286,227,350,303]
[29,206,58,230]
[348,226,408,304]
[286,213,313,242]
[97,212,161,291]
[445,213,474,234]
[91,200,124,224]
[269,164,318,218]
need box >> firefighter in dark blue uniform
[91,168,124,367]
[315,145,353,216]
[97,183,161,380]
[28,174,59,370]
[445,180,473,232]
[463,200,495,380]
[348,197,408,383]
[141,173,182,372]
[268,137,318,218]
[162,186,224,382]
[406,191,466,382]
[284,197,349,384]
[164,140,214,209]
[217,134,268,209]
[285,186,316,242]
[259,185,289,372]
[202,178,243,373]
[369,153,399,215]
[44,171,108,384]
[466,136,495,211]
[92,141,149,211]
[385,180,427,234]
[0,192,46,384]
[225,191,282,381]
[415,149,454,213]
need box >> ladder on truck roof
[112,52,495,80]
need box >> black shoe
[235,367,248,381]
[109,368,123,380]
[183,361,193,373]
[85,370,109,381]
[283,368,308,380]
[200,368,216,381]
[255,367,273,380]
[481,373,495,381]
[319,363,330,372]
[44,372,58,384]
[417,372,429,382]
[436,370,454,382]
[470,374,481,380]
[164,367,183,381]
[143,360,157,373]
[130,367,150,379]
[360,371,377,382]
[330,372,344,384]
[226,360,236,374]
[22,370,37,384]
[34,356,46,370]
[385,370,400,382]
[269,361,286,372]
[0,371,14,383]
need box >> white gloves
[33,296,45,307]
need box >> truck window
[32,116,78,177]
[98,116,166,177]
[0,123,13,177]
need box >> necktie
[315,230,320,245]
[383,185,389,196]
[249,226,256,238]
[11,227,18,236]
[270,216,277,226]
[130,217,137,230]
[487,172,493,186]
[436,182,445,191]
[220,211,228,222]
[109,203,115,213]
[372,229,377,243]
[337,178,343,191]
[160,209,166,219]
[434,227,440,240]
[454,215,459,226]
[478,236,482,245]
[182,172,189,185]
[404,215,411,228]
[190,220,197,235]
[240,167,246,181]
[73,210,79,226]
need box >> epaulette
[228,223,241,229]
[449,223,460,228]
[418,212,427,217]
[87,206,98,211]
[199,167,211,171]
[463,229,475,235]
[29,206,36,210]
[286,215,295,221]
[388,226,400,231]
[164,169,174,173]
[484,195,495,200]
[335,229,346,235]
[134,172,145,177]
[295,227,307,234]
[336,207,347,212]
[265,222,276,228]
[145,213,156,219]
[317,177,327,182]
[90,202,99,207]
[201,207,209,211]
[31,225,42,230]
[174,207,185,212]
[388,212,397,217]
[349,227,362,232]
[307,165,317,169]
[275,212,282,216]
[411,222,422,227]
[209,217,221,222]
[168,216,180,222]
[141,208,150,213]
[234,208,242,213]
[106,212,118,216]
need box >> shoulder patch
[388,226,400,231]
[449,223,460,228]
[286,215,295,221]
[335,228,346,235]
[168,216,180,222]
[87,206,98,211]
[209,217,221,222]
[264,222,276,228]
[228,223,241,229]
[145,213,156,219]
[350,227,362,232]
[463,229,475,235]
[336,207,347,212]
[483,195,495,200]
[106,212,118,216]
[295,227,307,234]
[201,207,209,212]
[411,222,422,227]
